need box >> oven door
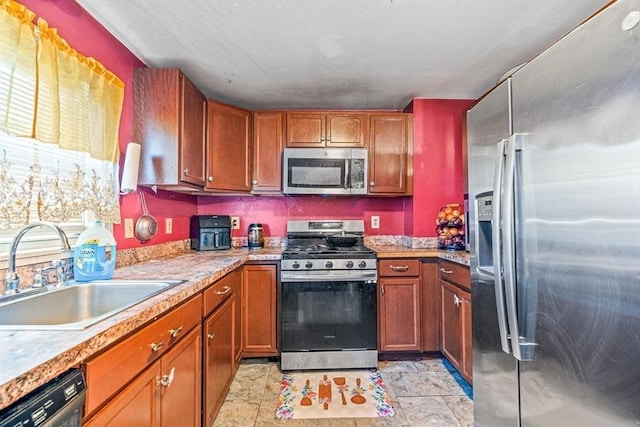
[280,279,377,352]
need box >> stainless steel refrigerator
[467,1,640,425]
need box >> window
[0,1,124,267]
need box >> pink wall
[21,0,198,250]
[20,0,474,245]
[407,99,474,236]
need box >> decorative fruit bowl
[435,203,465,250]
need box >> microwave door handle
[344,159,350,189]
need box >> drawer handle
[157,367,175,387]
[149,341,165,352]
[169,326,183,338]
[440,267,453,274]
[390,265,409,272]
[207,333,216,341]
[214,286,231,295]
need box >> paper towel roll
[120,142,141,194]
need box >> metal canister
[247,223,264,248]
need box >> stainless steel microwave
[282,148,368,195]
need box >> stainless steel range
[279,220,378,370]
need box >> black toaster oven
[190,215,231,250]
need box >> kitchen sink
[0,279,186,330]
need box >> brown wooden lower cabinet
[439,260,472,384]
[84,326,202,427]
[203,296,234,427]
[242,264,277,356]
[421,259,440,351]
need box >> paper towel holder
[120,142,141,195]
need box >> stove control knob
[325,261,333,269]
[292,261,300,269]
[358,261,367,268]
[305,261,313,269]
[345,261,354,268]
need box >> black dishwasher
[0,368,86,427]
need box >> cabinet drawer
[379,259,420,277]
[84,295,202,415]
[439,260,470,290]
[203,270,238,316]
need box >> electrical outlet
[231,216,240,230]
[165,218,173,234]
[124,218,134,238]
[371,215,380,229]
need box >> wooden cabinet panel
[252,112,283,193]
[84,295,202,416]
[421,260,440,352]
[203,297,234,426]
[134,68,206,188]
[368,113,413,195]
[159,327,202,427]
[242,264,277,356]
[439,261,472,384]
[206,101,252,192]
[325,114,367,147]
[285,112,366,147]
[439,260,470,291]
[379,277,421,351]
[204,271,237,316]
[228,270,243,365]
[85,327,201,427]
[379,259,420,277]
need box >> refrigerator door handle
[492,138,512,354]
[503,134,527,361]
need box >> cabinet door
[368,114,413,195]
[379,277,421,352]
[227,269,243,365]
[326,114,367,147]
[242,264,277,356]
[252,112,283,193]
[461,290,473,384]
[421,260,441,352]
[84,362,160,427]
[180,75,207,186]
[441,280,463,370]
[159,327,202,427]
[206,101,252,191]
[285,113,325,147]
[203,298,234,426]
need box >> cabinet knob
[157,367,176,387]
[369,181,375,187]
[149,341,165,352]
[183,168,189,175]
[169,326,183,338]
[208,176,214,182]
[252,179,258,185]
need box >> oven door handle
[281,271,377,282]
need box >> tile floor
[212,356,473,427]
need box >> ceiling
[76,0,609,110]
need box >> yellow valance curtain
[0,0,124,227]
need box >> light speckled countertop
[0,245,468,410]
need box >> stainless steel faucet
[4,222,71,295]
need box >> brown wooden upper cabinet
[368,113,413,195]
[206,101,252,192]
[134,68,207,189]
[285,112,368,147]
[252,112,283,193]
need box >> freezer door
[511,0,640,425]
[467,80,519,427]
